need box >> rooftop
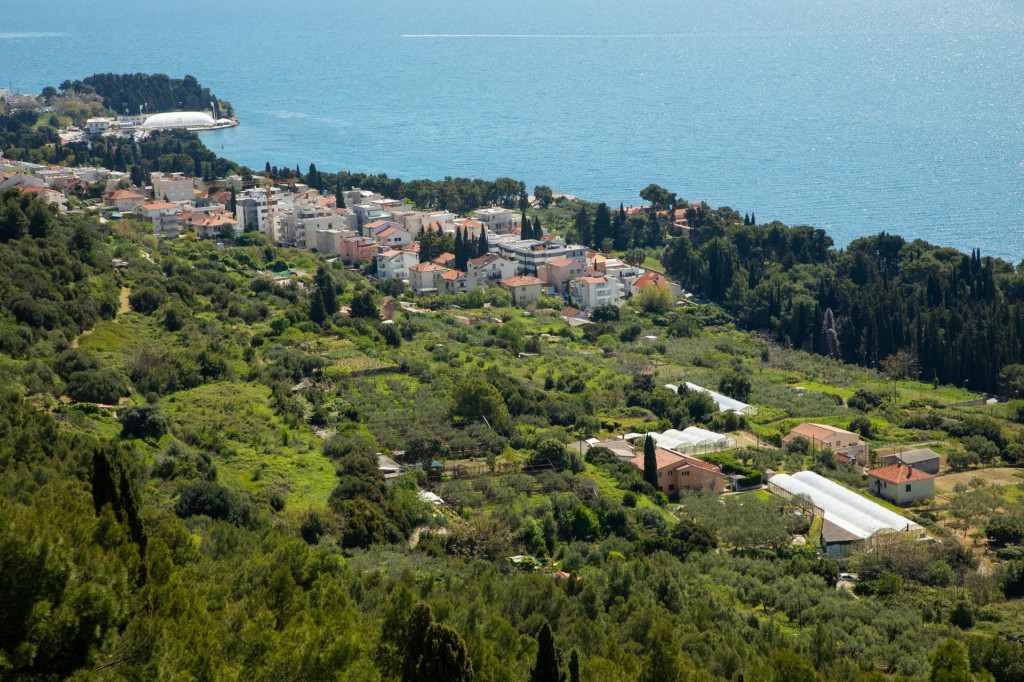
[867,464,936,484]
[502,275,544,287]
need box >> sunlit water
[3,0,1023,259]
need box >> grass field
[934,467,1023,495]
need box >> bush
[175,480,255,527]
[129,286,166,315]
[65,369,128,404]
[118,405,169,440]
[848,389,884,412]
[848,415,874,439]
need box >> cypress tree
[315,265,338,314]
[572,206,591,248]
[402,603,435,682]
[569,650,580,682]
[454,227,464,269]
[478,228,489,256]
[593,202,612,251]
[309,290,327,325]
[229,187,237,214]
[336,177,346,208]
[530,622,560,682]
[612,205,627,250]
[532,215,543,240]
[643,435,658,489]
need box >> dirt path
[409,525,449,548]
[71,286,130,348]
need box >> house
[104,189,147,213]
[536,256,587,293]
[474,207,521,234]
[629,447,726,495]
[438,269,477,295]
[783,423,869,465]
[136,201,182,234]
[16,186,67,211]
[374,225,413,247]
[867,464,936,505]
[375,249,420,280]
[571,275,623,309]
[363,219,403,239]
[151,173,196,203]
[468,252,516,283]
[631,270,680,298]
[501,275,545,305]
[338,235,379,265]
[190,212,239,239]
[432,252,457,268]
[880,448,941,475]
[497,238,588,275]
[408,262,449,293]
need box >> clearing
[934,467,1023,494]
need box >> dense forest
[3,193,1024,680]
[659,205,1024,395]
[57,73,233,118]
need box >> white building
[497,237,588,275]
[474,207,521,234]
[571,275,623,309]
[375,249,419,280]
[85,117,118,134]
[151,173,196,203]
[467,253,517,283]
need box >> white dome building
[141,111,217,130]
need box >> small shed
[880,448,941,475]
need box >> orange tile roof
[138,201,178,210]
[633,271,670,290]
[433,252,456,264]
[868,464,936,484]
[409,262,449,273]
[377,226,401,237]
[501,275,544,287]
[440,269,465,281]
[787,423,860,442]
[109,189,144,199]
[579,276,608,284]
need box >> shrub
[65,369,128,404]
[129,286,166,314]
[118,405,169,440]
[175,480,255,527]
[848,415,874,439]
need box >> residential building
[571,275,623,309]
[497,237,588,275]
[363,219,403,239]
[85,117,118,134]
[316,229,345,255]
[880,449,941,474]
[474,207,521,234]
[536,255,587,293]
[408,262,449,293]
[374,225,413,247]
[468,253,516,283]
[783,423,869,465]
[432,252,457,268]
[438,269,477,295]
[190,212,239,239]
[631,270,680,298]
[15,185,67,211]
[867,464,936,505]
[338,235,378,265]
[375,249,419,280]
[500,275,545,305]
[136,201,182,233]
[341,188,382,209]
[629,447,726,495]
[151,173,196,203]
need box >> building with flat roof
[880,448,941,474]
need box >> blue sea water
[3,0,1024,260]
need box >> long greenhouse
[768,470,925,556]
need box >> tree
[718,370,752,402]
[532,215,543,239]
[623,248,647,267]
[404,435,451,465]
[118,405,169,440]
[418,623,474,682]
[822,307,840,358]
[530,622,560,682]
[572,206,591,248]
[309,290,327,325]
[569,650,580,682]
[350,289,379,319]
[639,184,674,211]
[929,638,973,682]
[477,227,489,256]
[634,285,673,313]
[450,377,509,430]
[593,203,612,250]
[534,185,554,208]
[643,435,659,488]
[314,265,337,314]
[949,600,974,630]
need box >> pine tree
[336,177,346,208]
[569,650,580,682]
[315,265,338,314]
[643,435,658,489]
[750,212,756,225]
[530,623,560,682]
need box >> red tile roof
[633,271,670,290]
[409,262,449,273]
[501,275,544,287]
[440,269,465,281]
[867,464,936,484]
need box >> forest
[3,192,1024,680]
[56,73,233,118]
[658,204,1024,395]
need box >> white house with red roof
[104,189,146,213]
[375,249,419,280]
[373,225,413,247]
[409,262,450,293]
[867,464,936,504]
[571,275,623,309]
[136,201,182,233]
[630,270,680,298]
[467,252,516,283]
[500,275,545,305]
[438,269,478,295]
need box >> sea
[3,0,1024,260]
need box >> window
[906,484,912,492]
[657,471,662,478]
[668,484,675,491]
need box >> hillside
[3,192,1024,680]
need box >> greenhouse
[634,426,737,456]
[768,470,925,556]
[665,382,758,416]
